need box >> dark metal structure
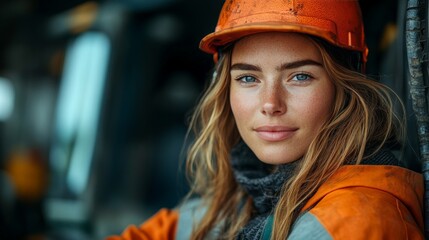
[405,0,429,237]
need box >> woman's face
[230,32,335,164]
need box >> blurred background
[0,0,424,239]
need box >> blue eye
[292,73,312,81]
[237,75,257,83]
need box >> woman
[107,0,424,239]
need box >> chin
[255,151,301,165]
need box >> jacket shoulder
[307,182,424,239]
[176,198,222,240]
[176,198,206,240]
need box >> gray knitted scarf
[230,142,401,240]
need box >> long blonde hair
[185,37,404,239]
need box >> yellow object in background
[379,22,397,51]
[5,149,48,201]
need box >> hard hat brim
[199,23,368,62]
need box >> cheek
[292,84,334,129]
[230,91,252,122]
[305,87,335,125]
[230,99,244,131]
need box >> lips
[254,126,298,142]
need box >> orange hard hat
[200,0,368,64]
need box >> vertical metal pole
[405,0,429,237]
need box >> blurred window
[0,77,14,121]
[50,31,110,197]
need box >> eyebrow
[230,59,323,72]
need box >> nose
[261,84,286,116]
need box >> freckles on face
[229,32,335,165]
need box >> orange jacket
[106,165,424,239]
